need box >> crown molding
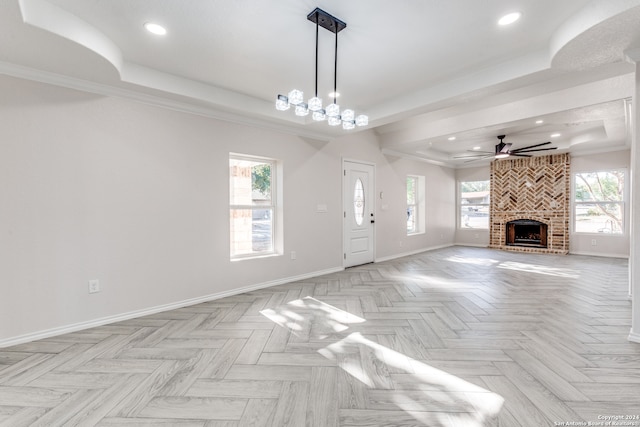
[0,60,334,142]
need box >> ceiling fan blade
[509,153,532,157]
[453,155,489,159]
[465,155,494,163]
[453,153,494,161]
[513,147,558,153]
[510,141,552,152]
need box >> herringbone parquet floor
[1,247,638,426]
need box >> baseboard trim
[628,330,640,344]
[569,251,629,259]
[453,243,489,248]
[0,266,344,348]
[375,244,454,263]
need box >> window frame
[572,169,626,235]
[229,153,280,260]
[406,175,425,235]
[458,180,490,230]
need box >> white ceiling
[2,0,640,166]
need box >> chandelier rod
[333,28,338,105]
[314,12,319,98]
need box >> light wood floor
[1,246,638,426]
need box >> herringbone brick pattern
[0,247,637,426]
[491,155,569,213]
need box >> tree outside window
[574,170,624,234]
[460,180,490,229]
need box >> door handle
[370,220,375,224]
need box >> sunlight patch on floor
[445,255,500,266]
[386,272,477,289]
[260,296,364,338]
[497,261,579,278]
[261,296,504,426]
[322,332,504,426]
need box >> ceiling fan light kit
[275,8,368,130]
[454,135,557,163]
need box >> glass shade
[288,89,304,105]
[295,104,309,116]
[275,89,368,129]
[326,103,340,117]
[328,116,341,126]
[312,110,326,121]
[308,97,322,111]
[341,109,355,122]
[275,95,290,111]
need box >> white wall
[571,150,630,257]
[455,166,491,247]
[0,75,457,345]
[374,155,456,260]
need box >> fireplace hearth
[506,219,548,248]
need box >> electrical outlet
[290,251,296,260]
[591,239,597,246]
[88,279,100,293]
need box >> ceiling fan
[454,135,557,162]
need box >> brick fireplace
[489,153,570,254]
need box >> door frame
[342,158,376,267]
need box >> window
[459,180,490,229]
[406,175,425,234]
[407,176,417,233]
[229,155,278,258]
[574,170,624,234]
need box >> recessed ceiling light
[473,146,481,150]
[448,136,456,141]
[498,12,521,26]
[328,91,340,98]
[535,120,544,124]
[144,22,167,36]
[550,133,561,138]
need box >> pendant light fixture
[275,8,368,130]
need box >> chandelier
[275,8,368,130]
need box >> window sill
[231,252,281,262]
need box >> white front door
[343,160,375,267]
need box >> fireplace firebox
[506,219,548,248]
